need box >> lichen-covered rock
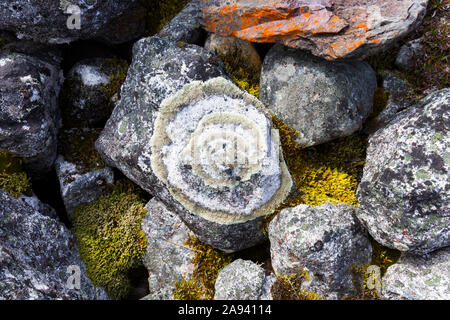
[0,190,108,300]
[141,198,194,298]
[260,44,377,147]
[0,52,62,178]
[96,36,292,252]
[200,0,428,60]
[395,38,424,71]
[269,203,372,299]
[214,259,269,300]
[60,58,128,127]
[55,155,114,221]
[382,248,450,300]
[18,194,58,220]
[357,89,450,254]
[159,0,205,45]
[0,0,144,44]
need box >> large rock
[382,248,450,300]
[96,37,293,252]
[214,259,271,300]
[0,52,62,178]
[357,89,450,254]
[269,203,372,299]
[260,44,377,147]
[141,198,195,299]
[0,190,108,300]
[199,0,428,60]
[0,0,144,44]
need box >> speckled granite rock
[382,247,450,300]
[0,0,144,44]
[0,190,109,300]
[55,155,114,221]
[0,52,62,178]
[159,0,205,45]
[200,0,428,60]
[60,57,128,127]
[269,203,372,299]
[357,89,450,254]
[395,38,424,71]
[214,259,271,300]
[141,198,194,299]
[260,44,377,147]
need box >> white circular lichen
[150,77,292,225]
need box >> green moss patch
[145,0,190,36]
[71,180,148,299]
[0,149,31,198]
[271,271,321,300]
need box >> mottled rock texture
[214,259,270,300]
[0,0,145,44]
[0,52,62,178]
[142,198,194,299]
[382,247,450,300]
[0,190,108,300]
[269,203,372,299]
[357,89,449,254]
[260,44,377,147]
[395,38,424,71]
[200,0,428,60]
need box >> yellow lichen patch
[0,149,31,198]
[71,180,148,299]
[262,117,367,232]
[350,263,380,300]
[173,235,233,300]
[271,271,321,300]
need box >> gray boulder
[141,198,195,299]
[382,247,450,300]
[96,36,293,252]
[0,52,62,178]
[357,89,450,254]
[269,203,372,299]
[395,38,424,71]
[214,259,271,300]
[260,44,377,147]
[0,0,144,44]
[159,0,205,45]
[0,190,108,300]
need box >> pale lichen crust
[150,77,292,225]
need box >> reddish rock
[200,0,428,60]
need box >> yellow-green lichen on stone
[0,149,31,198]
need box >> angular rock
[357,89,450,254]
[0,0,144,44]
[0,190,108,300]
[141,198,195,298]
[55,155,114,222]
[269,203,372,299]
[395,38,424,71]
[0,52,62,178]
[18,194,58,220]
[159,0,205,45]
[97,36,292,252]
[382,248,450,300]
[214,259,269,300]
[200,0,428,60]
[260,44,377,147]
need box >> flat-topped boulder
[200,0,428,60]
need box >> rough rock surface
[357,89,450,254]
[0,52,62,178]
[214,259,270,300]
[382,247,450,300]
[260,44,377,147]
[199,0,428,60]
[159,0,205,45]
[96,36,292,252]
[0,0,144,44]
[55,155,114,221]
[18,194,58,220]
[141,198,194,298]
[0,190,108,300]
[395,38,424,71]
[269,203,372,299]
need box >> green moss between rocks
[271,271,321,300]
[71,180,148,299]
[100,58,129,101]
[173,235,233,300]
[145,0,190,36]
[0,149,31,198]
[0,38,7,49]
[369,87,390,119]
